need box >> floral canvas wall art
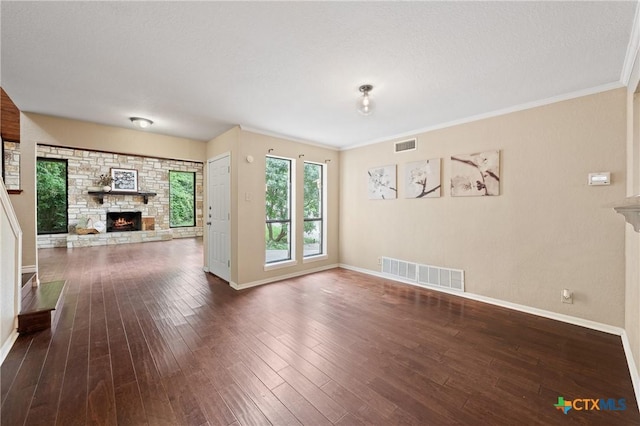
[405,158,441,198]
[368,165,397,199]
[451,150,500,196]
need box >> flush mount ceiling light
[357,84,374,116]
[129,117,153,129]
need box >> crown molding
[239,125,340,151]
[621,1,640,86]
[342,82,624,151]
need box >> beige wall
[626,74,640,376]
[13,113,206,273]
[340,88,627,327]
[9,113,38,269]
[205,128,340,286]
[22,113,206,161]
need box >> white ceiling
[1,1,638,149]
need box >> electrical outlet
[561,288,573,304]
[377,257,382,265]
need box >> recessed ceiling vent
[394,138,417,153]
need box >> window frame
[303,161,326,259]
[36,157,68,235]
[265,155,296,267]
[169,170,196,228]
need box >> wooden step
[18,280,66,334]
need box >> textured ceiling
[1,1,637,149]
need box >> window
[36,157,68,234]
[169,171,196,227]
[303,162,324,257]
[265,156,293,263]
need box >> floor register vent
[381,257,464,292]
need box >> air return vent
[382,257,417,281]
[381,257,464,292]
[394,138,417,153]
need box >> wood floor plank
[23,328,72,426]
[227,361,301,426]
[1,238,637,426]
[87,354,117,426]
[272,381,332,426]
[256,331,331,388]
[160,370,208,426]
[113,381,148,426]
[217,382,271,426]
[184,370,238,426]
[277,365,346,423]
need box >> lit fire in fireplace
[106,211,142,233]
[113,217,135,229]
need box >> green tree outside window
[36,158,68,234]
[170,171,195,227]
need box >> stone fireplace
[107,211,142,233]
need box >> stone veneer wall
[37,145,203,248]
[3,141,20,189]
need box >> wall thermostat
[588,172,610,186]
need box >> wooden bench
[17,278,66,334]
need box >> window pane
[303,220,322,257]
[266,157,290,221]
[304,162,323,257]
[37,158,68,234]
[266,221,290,263]
[170,171,196,227]
[266,156,292,264]
[304,163,321,219]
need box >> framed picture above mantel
[111,167,138,192]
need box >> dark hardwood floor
[1,238,638,425]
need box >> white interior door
[207,155,230,281]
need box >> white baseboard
[340,263,640,410]
[231,264,339,290]
[202,266,210,273]
[339,263,624,336]
[0,329,19,365]
[22,265,37,274]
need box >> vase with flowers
[98,174,113,192]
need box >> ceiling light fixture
[357,84,374,116]
[129,117,153,129]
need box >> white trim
[339,263,624,336]
[303,254,329,264]
[207,151,231,164]
[202,266,210,273]
[1,179,22,366]
[621,330,640,413]
[342,82,624,151]
[22,265,37,274]
[233,263,339,290]
[240,125,340,151]
[264,259,298,272]
[0,329,19,365]
[621,2,640,86]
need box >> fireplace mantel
[88,190,157,204]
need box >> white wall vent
[382,257,417,281]
[382,257,464,292]
[394,138,417,153]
